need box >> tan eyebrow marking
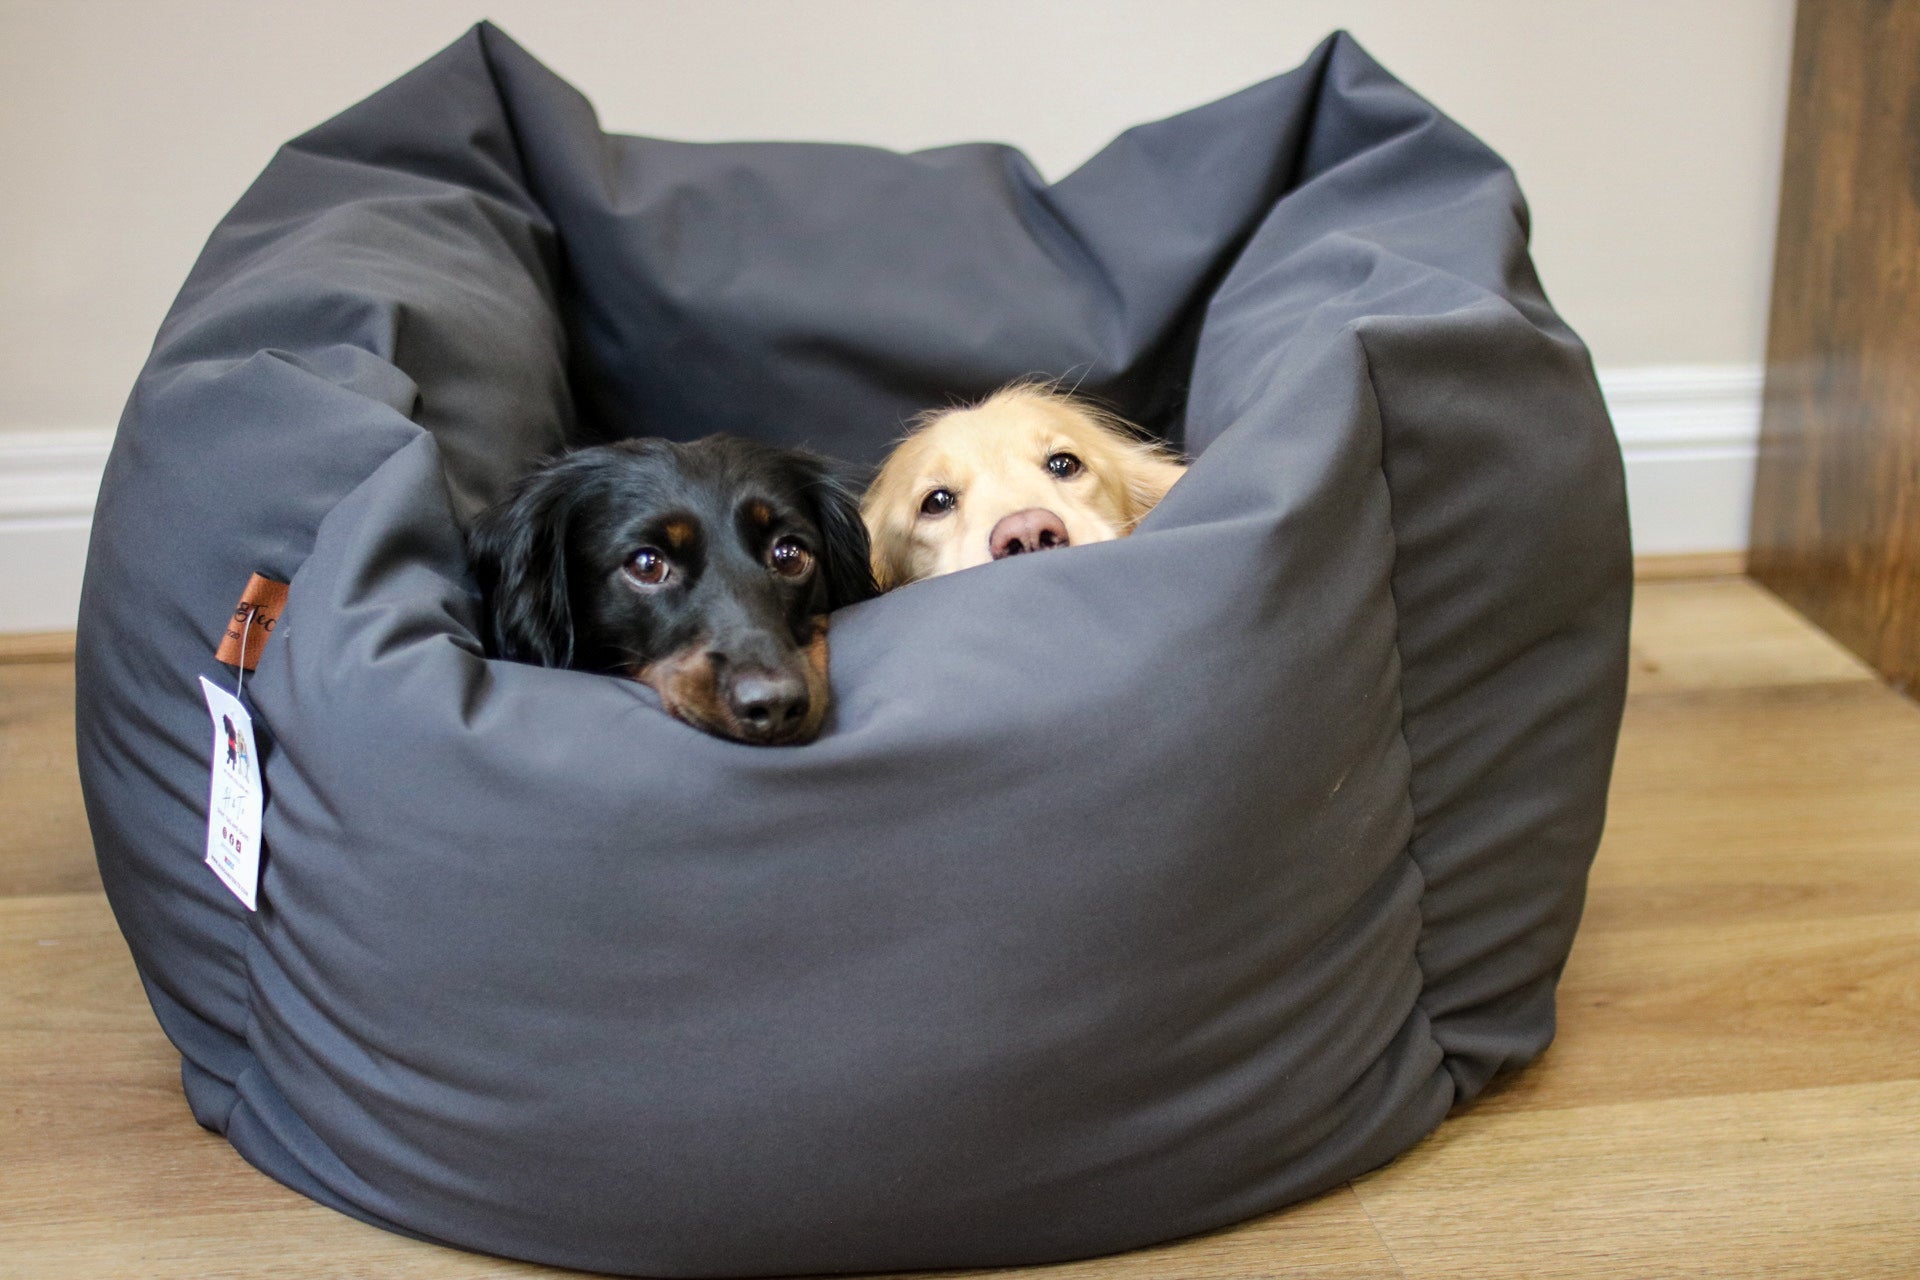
[661,518,695,551]
[747,500,773,528]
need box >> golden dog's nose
[989,508,1070,559]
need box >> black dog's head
[469,437,878,746]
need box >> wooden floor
[4,576,1918,1279]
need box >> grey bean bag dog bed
[77,23,1629,1277]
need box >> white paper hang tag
[200,676,263,911]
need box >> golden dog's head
[862,384,1186,588]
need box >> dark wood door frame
[1750,0,1920,696]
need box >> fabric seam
[1352,326,1454,1098]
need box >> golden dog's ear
[865,520,907,592]
[860,467,914,592]
[1121,450,1187,531]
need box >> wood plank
[1593,682,1920,929]
[0,661,101,896]
[0,629,77,663]
[868,1188,1407,1280]
[1353,1081,1920,1280]
[1,1209,571,1280]
[1630,551,1745,581]
[1471,910,1920,1117]
[1627,578,1875,696]
[1750,0,1920,696]
[1470,676,1920,1117]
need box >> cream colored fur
[862,383,1186,589]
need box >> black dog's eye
[920,488,956,517]
[624,547,672,587]
[768,537,815,579]
[1046,452,1083,479]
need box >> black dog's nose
[989,508,1070,560]
[726,669,811,741]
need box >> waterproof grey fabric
[77,23,1630,1277]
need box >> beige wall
[0,0,1793,433]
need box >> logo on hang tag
[200,676,263,911]
[215,574,289,671]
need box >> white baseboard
[0,364,1764,633]
[1599,364,1762,557]
[0,430,113,633]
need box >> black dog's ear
[467,463,580,668]
[794,456,879,611]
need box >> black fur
[468,437,877,677]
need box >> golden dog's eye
[625,547,671,586]
[768,537,814,578]
[1046,452,1083,479]
[920,488,956,517]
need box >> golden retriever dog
[862,382,1186,589]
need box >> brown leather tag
[215,574,289,671]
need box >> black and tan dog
[470,438,877,745]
